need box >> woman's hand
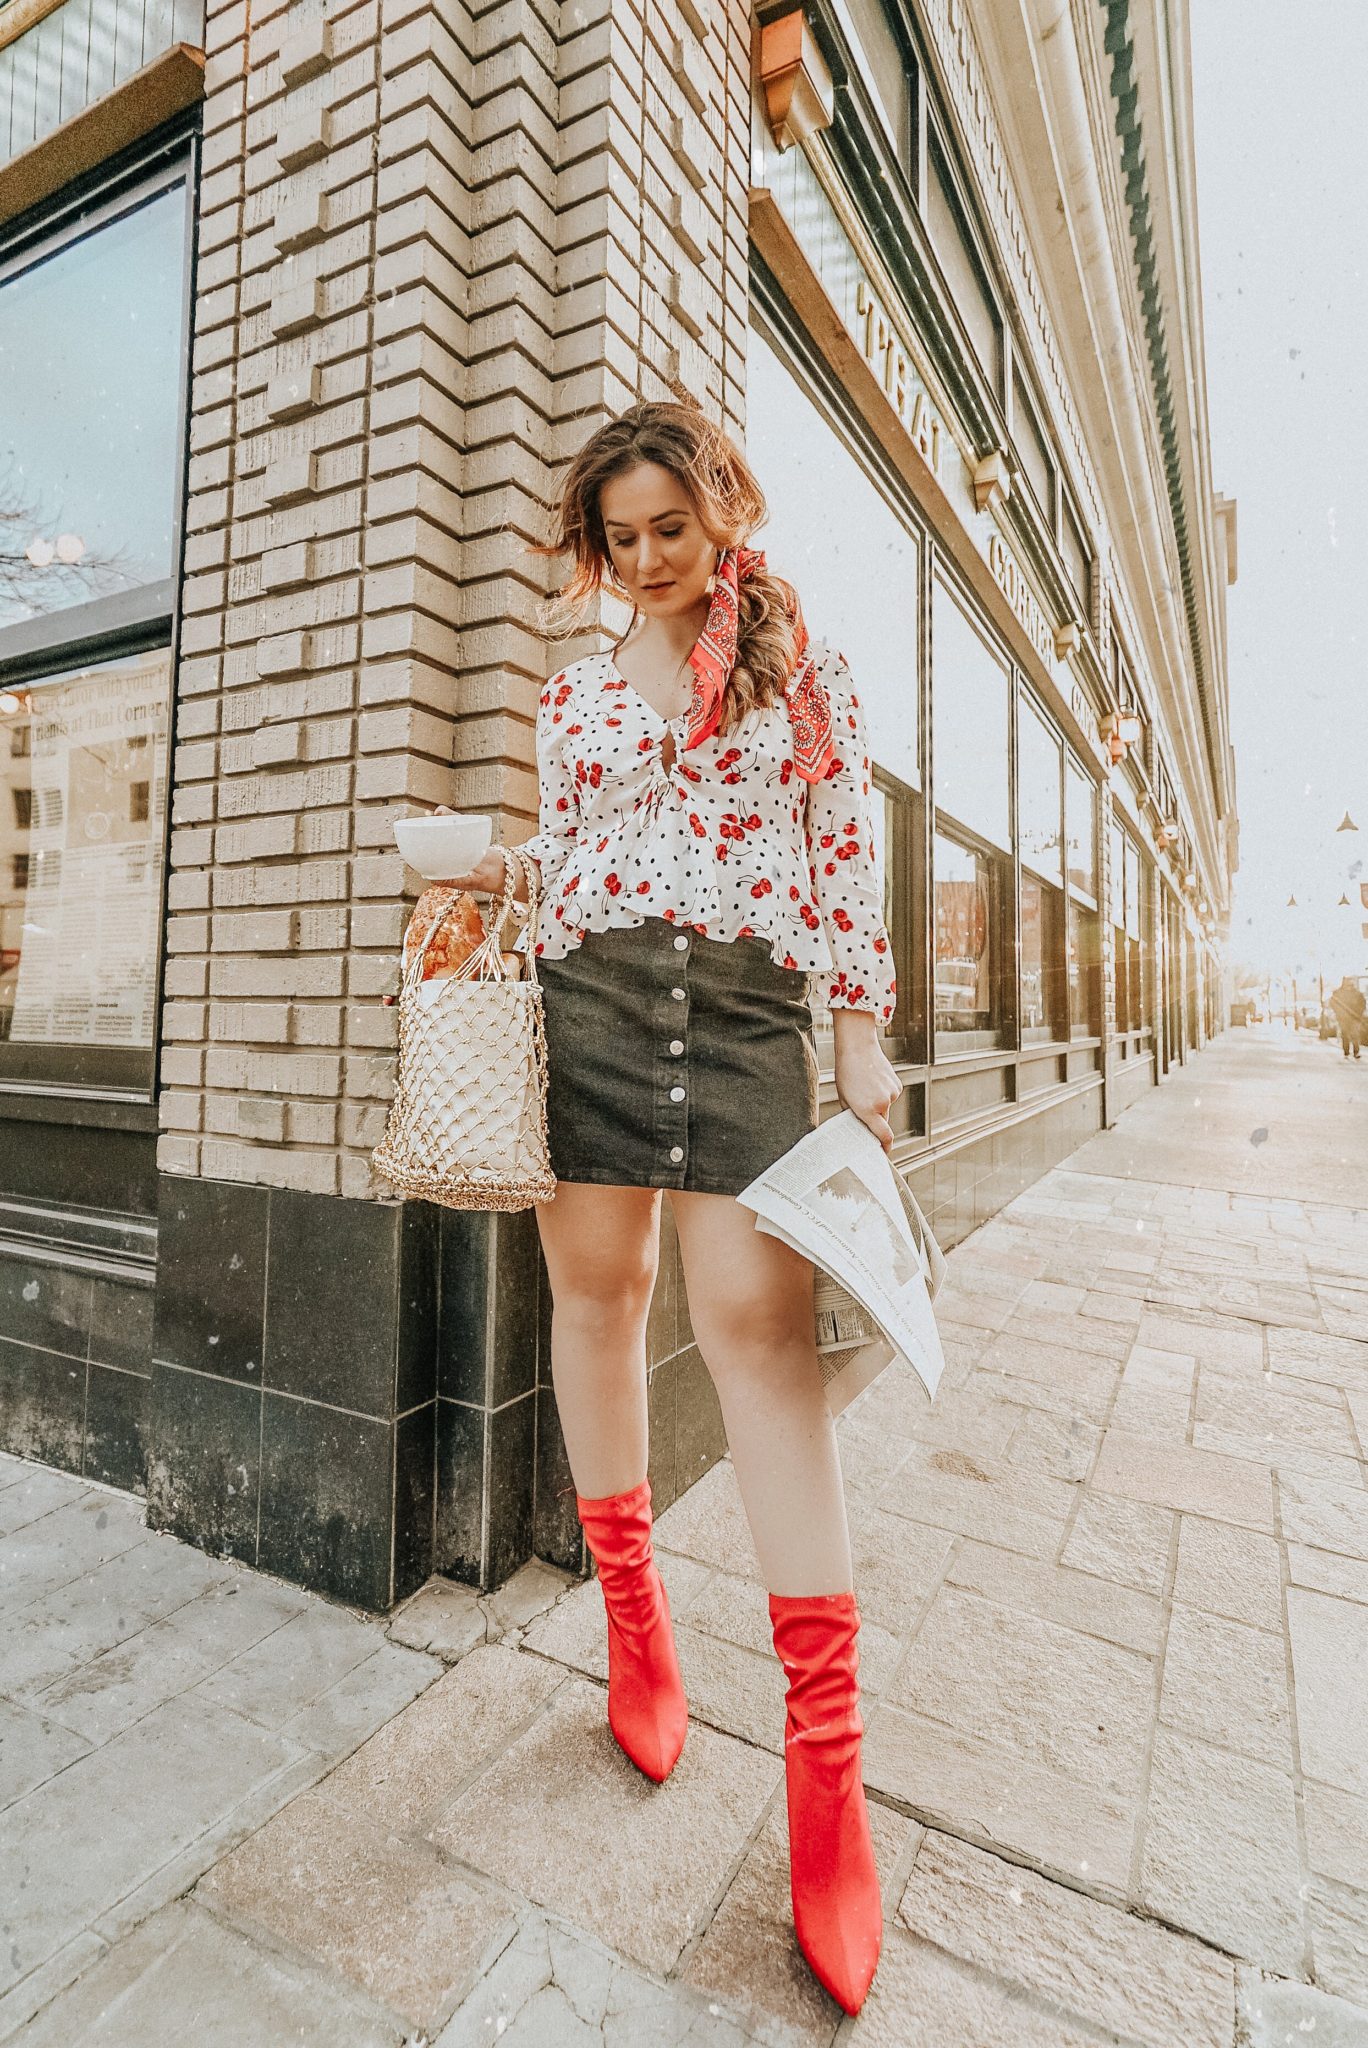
[832,1007,902,1153]
[425,811,527,900]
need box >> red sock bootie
[576,1478,688,1783]
[768,1589,882,2015]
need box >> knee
[551,1252,659,1339]
[691,1287,812,1380]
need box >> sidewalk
[4,1024,1368,2046]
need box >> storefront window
[1021,871,1065,1041]
[1017,692,1063,883]
[932,575,1010,850]
[1067,896,1098,1035]
[934,831,997,1040]
[0,180,188,637]
[1125,831,1144,1030]
[1065,754,1097,900]
[1065,756,1099,1035]
[745,327,920,792]
[0,158,189,1094]
[0,650,170,1083]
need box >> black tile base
[85,1361,149,1495]
[258,1391,396,1606]
[0,1335,87,1474]
[145,1360,261,1566]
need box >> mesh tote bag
[371,844,556,1211]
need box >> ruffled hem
[517,898,832,976]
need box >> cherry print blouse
[519,644,897,1026]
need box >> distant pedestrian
[1328,975,1365,1059]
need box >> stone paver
[430,1678,782,1975]
[898,1831,1234,2048]
[1287,1588,1368,1797]
[436,1915,753,2046]
[1237,1968,1368,2048]
[1172,1514,1284,1631]
[1139,1727,1304,1974]
[198,1785,517,2036]
[7,1032,1368,2043]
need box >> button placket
[655,922,690,1181]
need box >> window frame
[0,133,198,1106]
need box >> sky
[1189,1,1368,989]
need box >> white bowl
[393,812,492,880]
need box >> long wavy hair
[531,400,802,735]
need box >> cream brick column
[163,0,755,1198]
[153,0,757,1601]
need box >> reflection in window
[745,328,920,790]
[0,650,170,1054]
[1065,754,1097,899]
[1021,872,1064,1041]
[1068,896,1098,1034]
[934,832,994,1035]
[0,182,188,632]
[933,577,1009,849]
[1017,693,1062,883]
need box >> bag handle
[402,845,544,994]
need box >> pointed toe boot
[768,1589,882,2015]
[576,1478,688,1783]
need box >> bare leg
[534,1181,663,1498]
[670,1190,852,1595]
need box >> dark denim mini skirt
[535,920,820,1195]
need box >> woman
[436,399,900,2015]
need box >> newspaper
[737,1110,947,1416]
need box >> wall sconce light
[972,450,1011,512]
[1155,819,1178,851]
[1099,707,1144,766]
[758,11,835,151]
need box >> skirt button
[669,1039,684,1055]
[669,1144,684,1163]
[669,1085,685,1102]
[671,986,686,1001]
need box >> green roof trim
[1100,0,1220,796]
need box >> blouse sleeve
[518,671,581,894]
[803,651,897,1028]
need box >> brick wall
[161,0,754,1196]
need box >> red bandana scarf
[683,544,836,783]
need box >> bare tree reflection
[0,460,143,620]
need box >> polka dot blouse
[519,644,898,1027]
